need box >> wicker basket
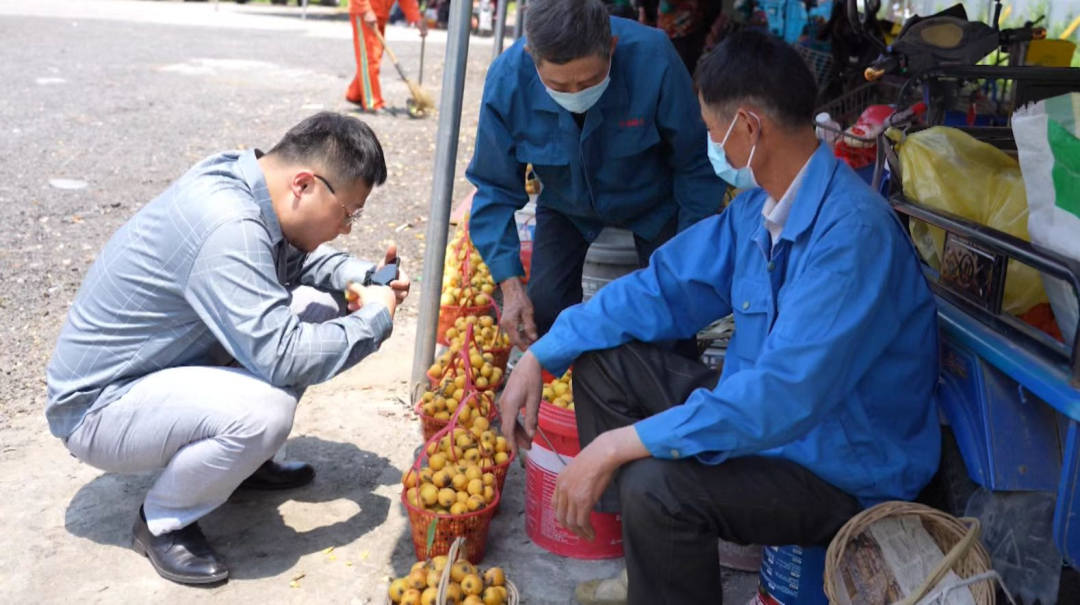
[825,501,996,605]
[384,538,520,605]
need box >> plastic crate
[817,80,904,130]
[794,45,833,90]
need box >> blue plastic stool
[758,545,829,604]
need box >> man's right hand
[363,10,378,27]
[347,283,398,318]
[500,278,538,351]
[499,350,544,453]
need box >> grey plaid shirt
[46,150,392,438]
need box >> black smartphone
[366,258,400,287]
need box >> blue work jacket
[466,17,724,283]
[531,143,941,505]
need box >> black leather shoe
[239,460,316,490]
[131,507,229,585]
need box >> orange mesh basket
[403,397,501,564]
[481,447,515,494]
[437,222,501,346]
[436,303,497,346]
[419,324,502,441]
[414,393,497,443]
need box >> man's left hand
[416,19,428,38]
[553,426,650,541]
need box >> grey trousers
[64,286,343,536]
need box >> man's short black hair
[526,0,612,65]
[268,112,387,187]
[695,31,818,131]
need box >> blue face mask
[539,62,611,114]
[707,112,760,189]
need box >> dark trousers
[574,342,862,605]
[527,206,674,337]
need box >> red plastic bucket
[524,400,624,559]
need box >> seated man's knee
[618,458,673,517]
[574,349,604,388]
[574,342,644,389]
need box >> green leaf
[426,519,437,553]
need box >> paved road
[0,0,493,419]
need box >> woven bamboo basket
[825,501,996,605]
[384,537,520,605]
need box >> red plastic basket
[481,447,516,494]
[429,319,509,384]
[427,371,503,393]
[419,325,501,441]
[437,223,502,346]
[488,345,511,373]
[402,401,501,564]
[439,304,511,372]
[436,303,496,346]
[414,394,497,442]
[402,487,499,564]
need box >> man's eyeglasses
[314,174,364,226]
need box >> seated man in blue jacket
[498,31,941,604]
[466,0,723,351]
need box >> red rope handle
[460,323,478,391]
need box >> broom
[372,27,435,113]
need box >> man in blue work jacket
[466,0,723,351]
[499,31,941,604]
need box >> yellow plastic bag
[890,126,1047,315]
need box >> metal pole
[513,0,526,40]
[302,0,308,20]
[410,0,475,390]
[492,0,509,61]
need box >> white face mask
[537,61,611,114]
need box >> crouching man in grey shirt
[45,112,409,585]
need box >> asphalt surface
[0,0,491,424]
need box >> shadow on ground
[63,435,397,580]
